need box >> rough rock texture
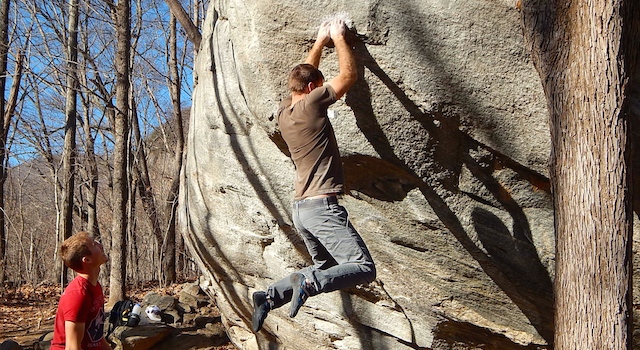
[179,0,561,349]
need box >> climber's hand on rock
[330,19,346,40]
[317,21,331,46]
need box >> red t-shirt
[50,275,106,349]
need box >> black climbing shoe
[252,291,271,332]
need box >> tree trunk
[163,12,184,285]
[60,0,80,284]
[0,0,20,285]
[0,0,10,284]
[521,1,640,348]
[126,188,137,282]
[108,0,131,305]
[80,100,100,237]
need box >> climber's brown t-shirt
[277,85,344,200]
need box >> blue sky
[5,0,198,167]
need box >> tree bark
[0,0,10,284]
[3,51,22,142]
[80,96,100,237]
[60,0,80,284]
[521,1,640,348]
[0,0,21,285]
[108,0,131,305]
[163,12,183,285]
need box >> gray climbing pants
[267,196,376,309]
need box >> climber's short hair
[288,63,325,93]
[60,231,93,272]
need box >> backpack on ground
[106,299,135,337]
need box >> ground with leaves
[0,282,237,349]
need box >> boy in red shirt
[50,232,111,350]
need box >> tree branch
[164,0,202,51]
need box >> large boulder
[179,0,562,349]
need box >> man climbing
[252,18,376,332]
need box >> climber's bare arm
[326,19,356,99]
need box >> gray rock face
[178,0,557,349]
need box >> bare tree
[163,12,184,284]
[59,0,80,284]
[521,1,640,348]
[0,0,10,284]
[77,54,100,238]
[126,2,191,284]
[2,0,197,287]
[130,94,166,282]
[0,0,25,284]
[108,0,131,304]
[19,0,74,281]
[0,0,11,284]
[78,57,113,241]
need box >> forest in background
[4,110,193,287]
[0,0,207,295]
